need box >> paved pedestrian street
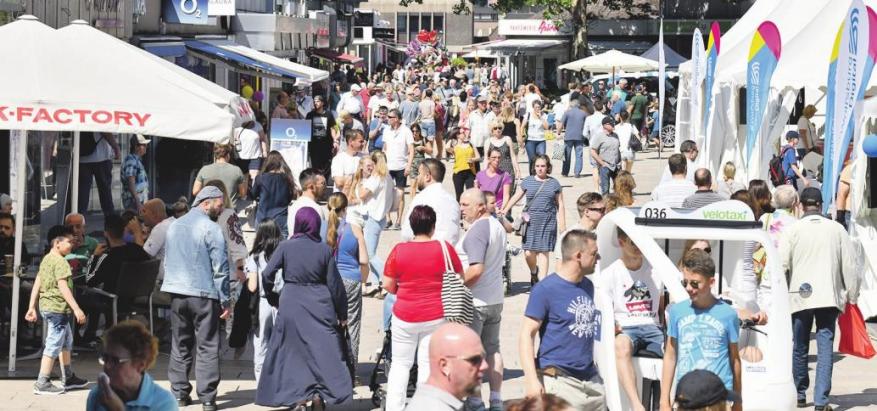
[3,149,876,410]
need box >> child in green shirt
[25,225,88,395]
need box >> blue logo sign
[163,0,208,25]
[270,119,312,143]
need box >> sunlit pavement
[4,146,876,410]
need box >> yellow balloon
[241,84,254,99]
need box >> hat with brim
[192,186,224,207]
[800,186,823,206]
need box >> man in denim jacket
[161,186,230,411]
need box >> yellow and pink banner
[823,0,877,211]
[744,21,781,166]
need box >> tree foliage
[397,0,657,21]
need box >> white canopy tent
[58,21,255,128]
[558,49,661,73]
[1,16,237,375]
[678,0,877,183]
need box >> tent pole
[8,129,27,376]
[71,131,80,214]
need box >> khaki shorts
[541,370,605,411]
[469,304,502,356]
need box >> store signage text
[208,0,236,16]
[0,106,151,127]
[498,19,571,36]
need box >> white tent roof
[558,49,661,73]
[0,16,233,140]
[198,39,329,83]
[59,21,255,128]
[678,0,786,74]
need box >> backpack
[769,146,793,187]
[79,132,103,156]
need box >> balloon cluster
[406,30,447,66]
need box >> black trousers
[168,295,221,403]
[453,170,476,201]
[78,159,115,215]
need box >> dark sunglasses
[453,353,485,367]
[681,279,702,289]
[588,207,606,213]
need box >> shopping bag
[838,303,876,359]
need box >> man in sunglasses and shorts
[661,249,742,411]
[600,228,665,411]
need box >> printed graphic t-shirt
[601,259,661,328]
[668,300,739,390]
[524,273,600,381]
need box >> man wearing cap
[336,84,364,121]
[121,134,151,212]
[295,87,314,118]
[161,186,231,411]
[780,187,858,410]
[782,130,809,190]
[589,117,622,195]
[673,370,741,411]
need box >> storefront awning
[484,39,566,51]
[184,39,329,83]
[309,48,364,65]
[142,41,187,58]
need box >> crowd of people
[2,58,863,411]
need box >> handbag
[439,240,474,325]
[551,141,565,161]
[838,303,876,359]
[628,135,643,152]
[513,180,546,237]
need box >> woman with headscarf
[256,208,353,409]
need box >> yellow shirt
[453,144,477,174]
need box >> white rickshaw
[592,200,799,411]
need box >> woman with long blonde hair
[353,151,395,294]
[499,105,523,151]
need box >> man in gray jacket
[161,186,230,411]
[780,187,859,410]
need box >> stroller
[369,323,419,408]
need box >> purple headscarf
[291,207,322,242]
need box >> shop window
[433,15,444,32]
[409,14,419,35]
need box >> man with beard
[306,96,338,181]
[406,323,488,410]
[0,212,26,262]
[161,186,231,411]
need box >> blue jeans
[383,293,397,331]
[420,119,436,138]
[792,307,840,406]
[599,166,617,195]
[525,140,546,172]
[562,140,584,176]
[42,312,73,358]
[363,216,386,285]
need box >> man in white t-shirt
[331,129,366,193]
[382,108,415,229]
[458,189,507,411]
[583,101,607,190]
[141,199,176,304]
[367,86,390,123]
[468,97,495,157]
[288,168,328,241]
[659,140,698,184]
[651,154,696,208]
[601,227,664,411]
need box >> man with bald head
[520,229,604,410]
[406,323,488,410]
[682,168,724,209]
[457,188,507,410]
[141,199,175,282]
[64,213,98,277]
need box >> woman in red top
[382,205,463,411]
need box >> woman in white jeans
[382,205,464,411]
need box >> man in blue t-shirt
[660,249,742,411]
[782,130,808,190]
[368,106,389,152]
[520,230,604,410]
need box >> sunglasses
[588,207,606,213]
[681,279,702,289]
[493,127,502,130]
[453,353,485,367]
[98,352,132,367]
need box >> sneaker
[64,374,89,390]
[797,399,807,408]
[815,406,832,411]
[33,380,64,395]
[489,403,503,411]
[464,400,487,411]
[177,394,192,407]
[202,401,218,411]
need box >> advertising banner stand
[270,119,312,179]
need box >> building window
[433,14,444,33]
[474,13,497,21]
[409,14,419,34]
[397,13,407,32]
[422,14,432,31]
